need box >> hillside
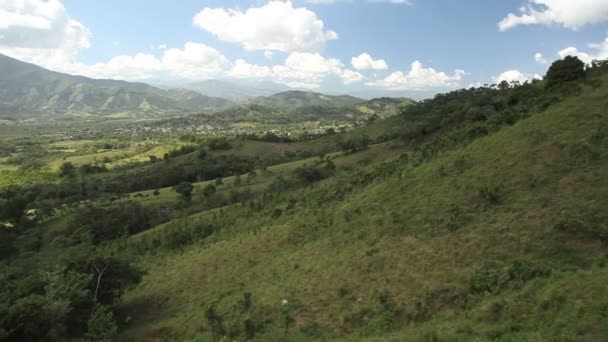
[252,91,365,109]
[111,63,608,340]
[2,57,608,342]
[0,54,232,120]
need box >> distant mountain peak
[0,54,232,120]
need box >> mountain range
[0,54,232,120]
[166,79,291,102]
[0,54,414,123]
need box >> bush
[86,305,117,341]
[479,184,502,207]
[470,260,551,295]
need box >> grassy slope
[253,91,365,109]
[114,79,608,341]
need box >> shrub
[86,305,117,341]
[479,184,502,207]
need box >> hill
[111,61,608,340]
[252,90,366,109]
[2,57,608,341]
[0,54,232,120]
[177,79,290,102]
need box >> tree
[173,182,194,204]
[546,56,585,88]
[201,184,216,198]
[86,305,117,341]
[59,162,76,178]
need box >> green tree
[202,184,216,198]
[546,56,585,88]
[173,182,194,204]
[59,162,76,178]
[86,305,117,341]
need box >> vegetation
[2,56,608,341]
[0,53,232,120]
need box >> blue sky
[2,0,608,96]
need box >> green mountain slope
[113,67,608,339]
[252,90,366,109]
[3,57,607,342]
[179,79,290,102]
[0,54,232,119]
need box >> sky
[1,0,608,97]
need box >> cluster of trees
[89,152,255,196]
[62,201,172,245]
[337,133,371,153]
[400,56,594,147]
[1,250,140,341]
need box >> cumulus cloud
[557,36,608,64]
[227,52,350,88]
[65,53,162,80]
[340,69,365,84]
[493,70,540,84]
[0,0,90,67]
[366,61,465,90]
[193,1,337,53]
[161,42,230,78]
[534,52,548,64]
[58,42,231,80]
[309,0,410,3]
[271,52,343,88]
[351,52,388,70]
[499,0,608,31]
[535,35,608,66]
[228,59,272,79]
[306,0,351,4]
[369,0,411,4]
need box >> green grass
[112,79,608,340]
[111,140,407,207]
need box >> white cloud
[493,70,537,84]
[557,35,608,64]
[55,42,230,80]
[0,0,90,68]
[369,0,412,4]
[534,52,548,64]
[229,59,272,79]
[340,69,365,84]
[306,0,351,4]
[536,35,608,66]
[66,53,163,80]
[192,1,337,53]
[351,52,388,70]
[306,0,409,4]
[271,52,343,88]
[161,42,231,79]
[366,60,465,90]
[158,44,167,50]
[557,47,594,64]
[499,0,608,31]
